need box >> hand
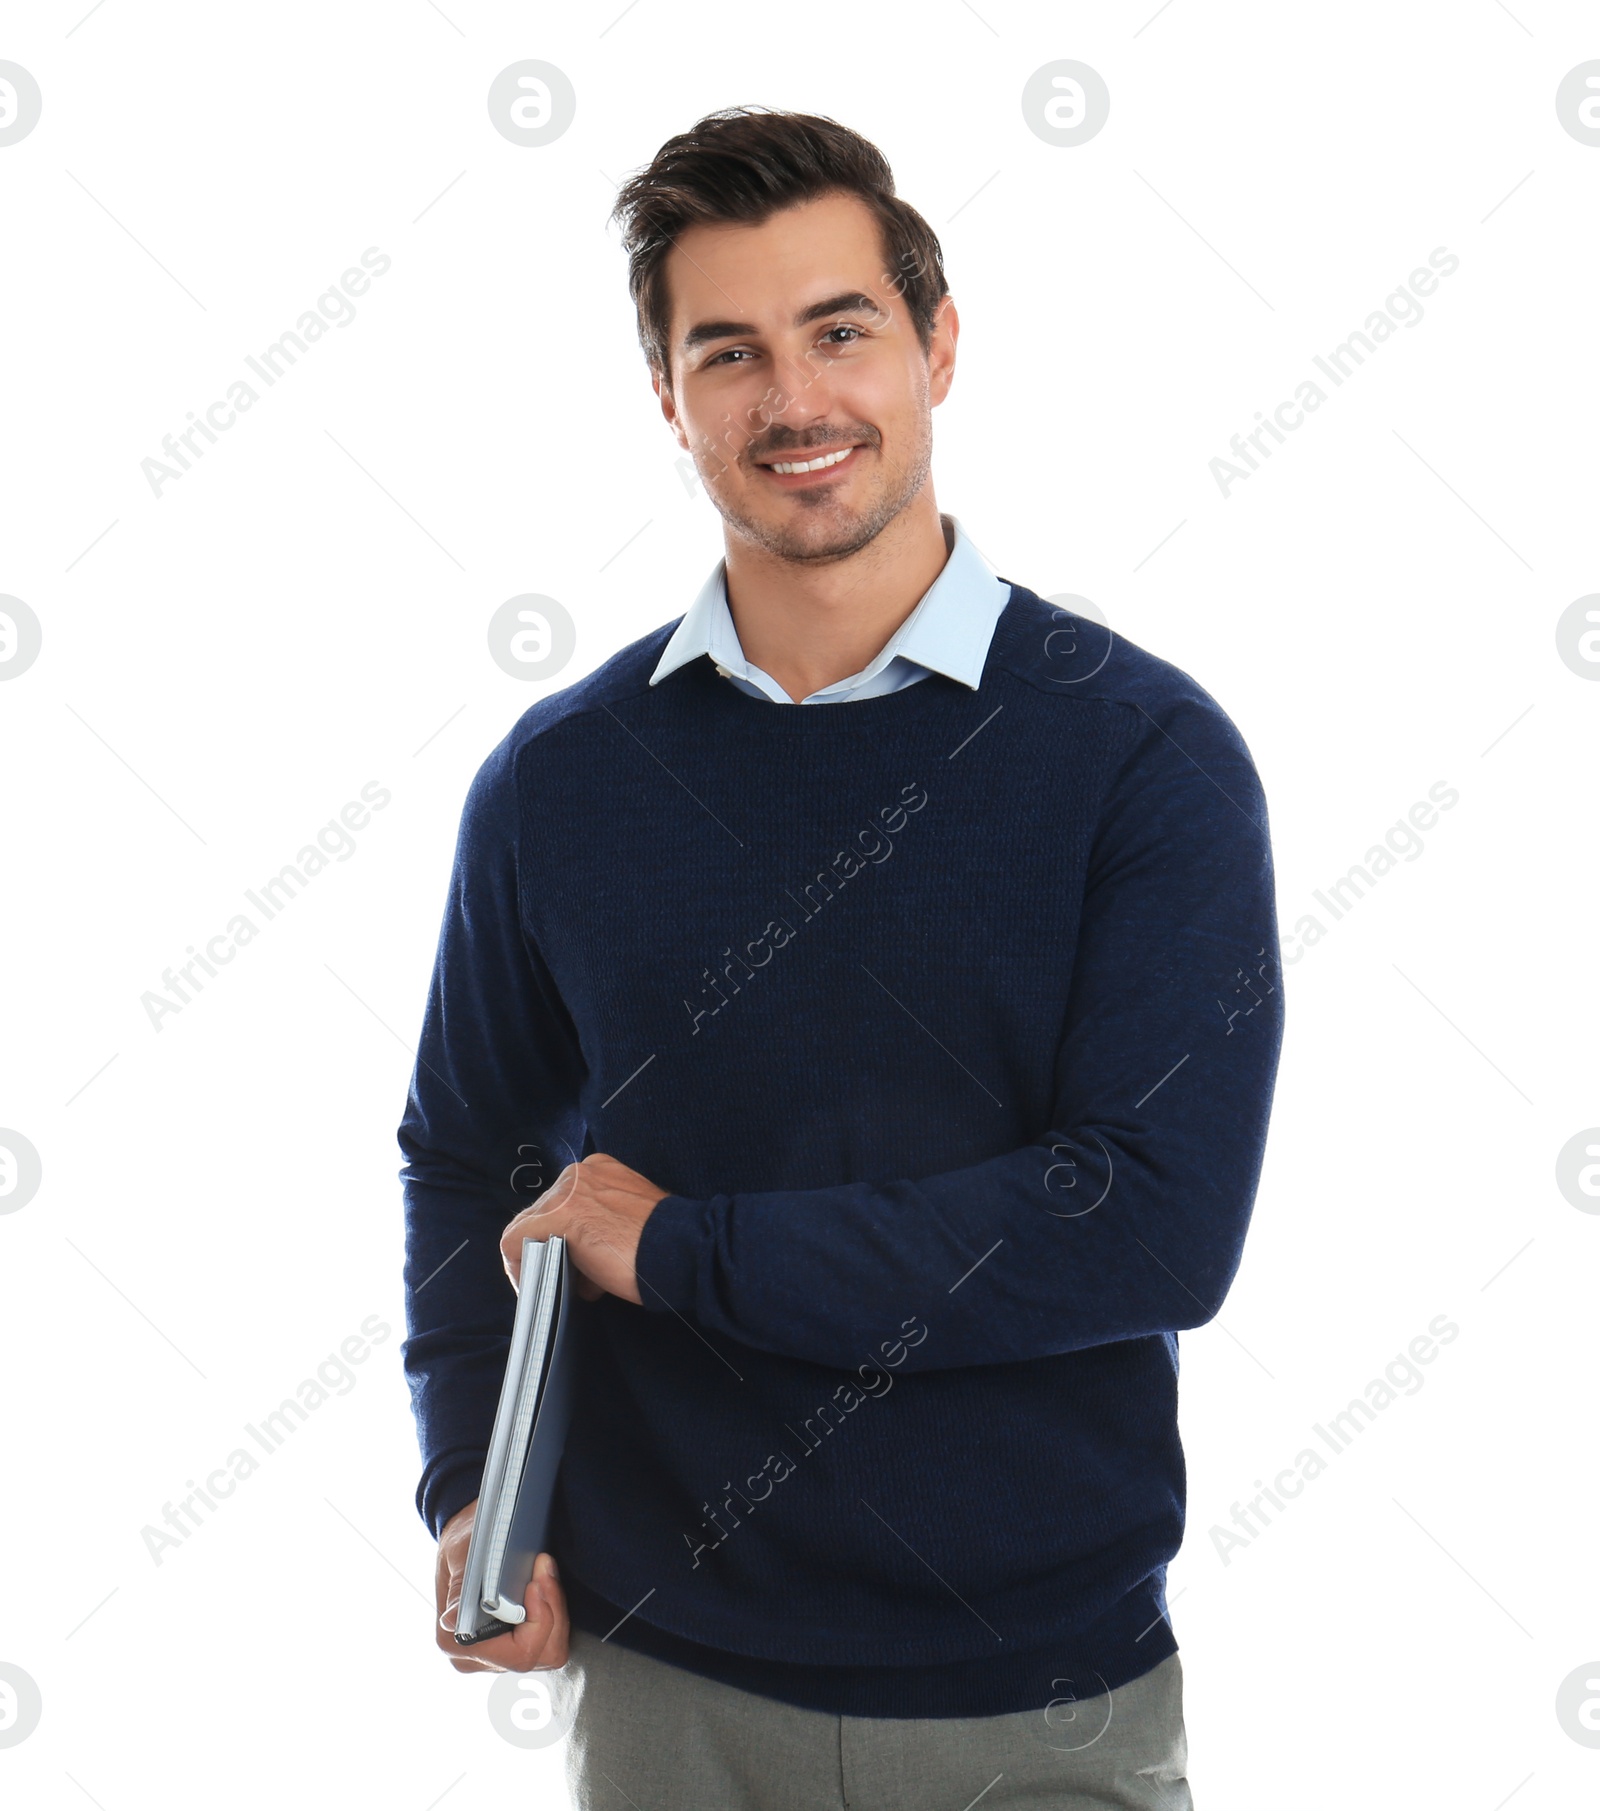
[434,1497,568,1672]
[501,1152,668,1306]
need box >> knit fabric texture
[397,579,1285,1717]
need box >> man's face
[653,189,957,566]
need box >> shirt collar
[649,513,1010,697]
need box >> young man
[400,106,1284,1810]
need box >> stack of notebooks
[453,1234,578,1646]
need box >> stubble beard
[702,412,933,569]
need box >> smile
[757,444,862,478]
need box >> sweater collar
[648,513,1011,698]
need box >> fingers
[517,1553,569,1669]
[438,1585,534,1673]
[434,1541,452,1623]
[435,1516,468,1646]
[438,1581,491,1673]
[500,1216,537,1290]
[435,1502,486,1667]
[436,1555,570,1673]
[435,1500,556,1675]
[500,1168,577,1285]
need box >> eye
[704,324,865,368]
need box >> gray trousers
[562,1626,1193,1811]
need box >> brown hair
[608,105,949,392]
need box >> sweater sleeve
[396,732,588,1539]
[633,690,1284,1373]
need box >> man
[400,105,1283,1810]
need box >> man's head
[609,107,957,566]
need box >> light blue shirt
[649,513,1012,703]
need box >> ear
[653,365,690,450]
[927,294,960,408]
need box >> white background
[1,2,1595,1807]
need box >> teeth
[767,446,856,475]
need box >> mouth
[753,443,866,487]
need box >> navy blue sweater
[397,580,1284,1718]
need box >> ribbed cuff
[634,1192,708,1314]
[420,1457,488,1542]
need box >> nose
[765,349,839,432]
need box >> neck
[721,495,952,703]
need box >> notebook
[452,1234,577,1646]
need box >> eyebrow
[680,291,883,355]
